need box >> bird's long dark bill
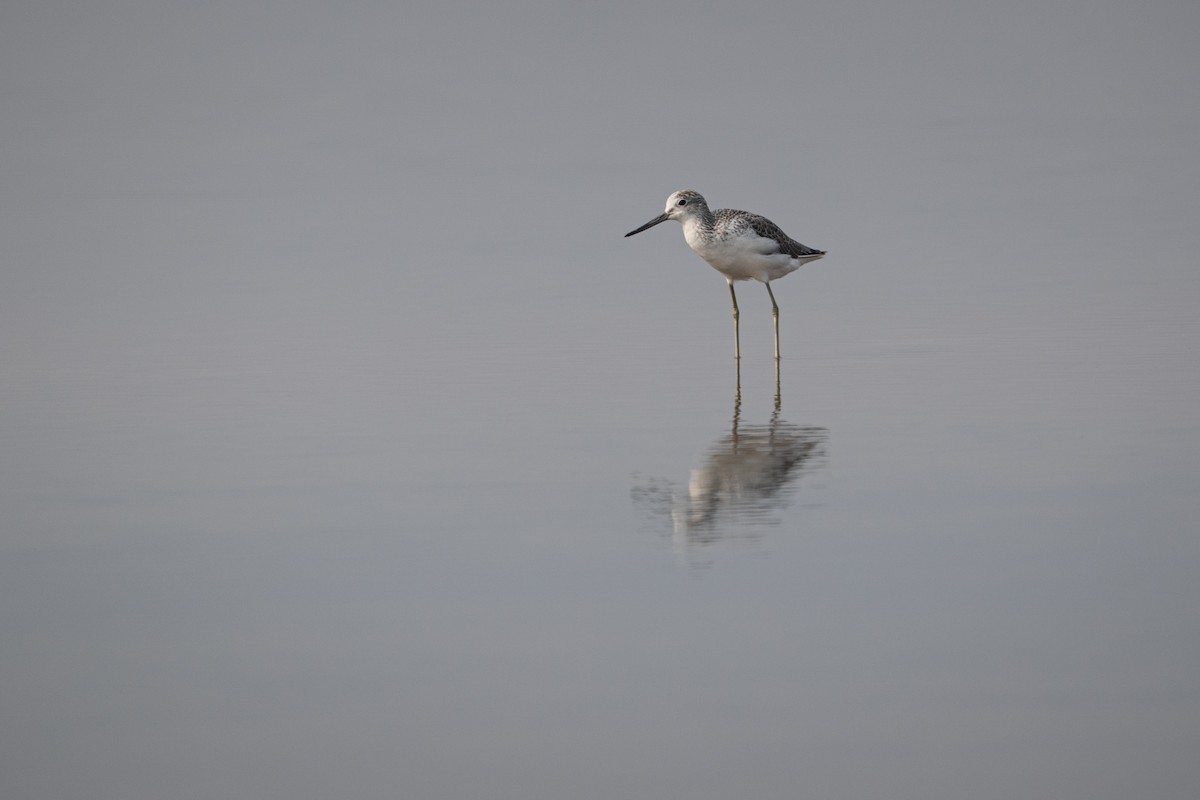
[624,213,670,237]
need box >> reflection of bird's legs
[765,282,780,360]
[727,280,740,360]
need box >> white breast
[683,219,797,283]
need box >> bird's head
[625,189,708,237]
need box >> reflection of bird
[631,362,828,552]
[624,190,825,360]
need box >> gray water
[3,2,1198,799]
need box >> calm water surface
[3,212,1196,799]
[3,3,1198,799]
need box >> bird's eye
[677,198,687,206]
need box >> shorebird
[625,190,825,359]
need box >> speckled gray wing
[746,214,825,258]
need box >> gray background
[3,2,1198,799]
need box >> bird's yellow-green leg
[766,282,781,360]
[727,280,741,360]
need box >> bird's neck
[681,213,712,243]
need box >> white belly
[684,223,798,283]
